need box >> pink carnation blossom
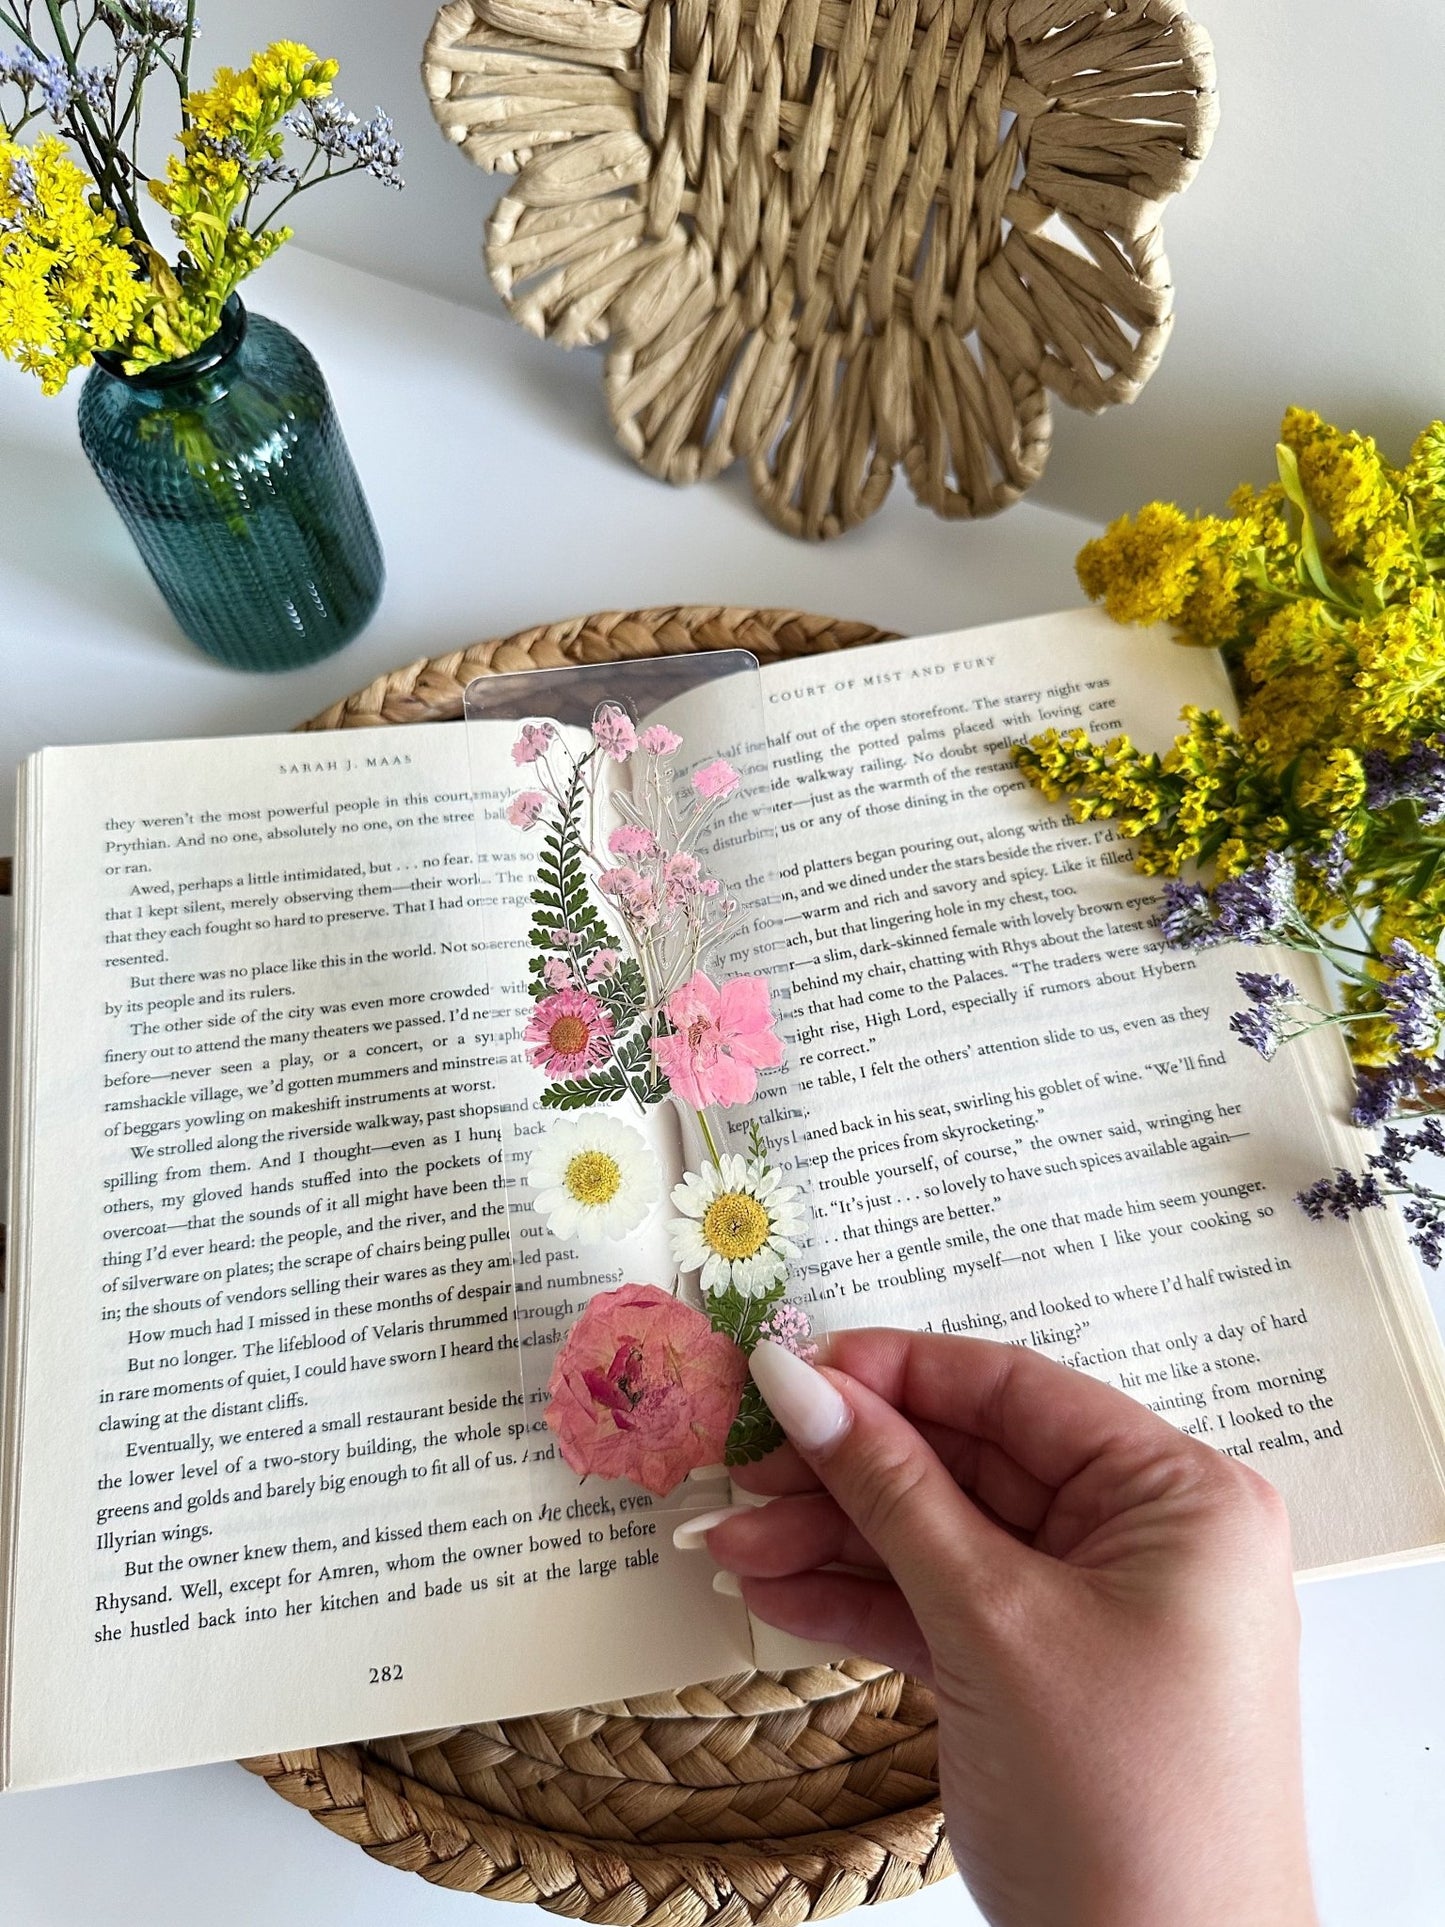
[524,987,614,1079]
[639,725,682,756]
[545,1283,747,1495]
[691,759,740,801]
[512,722,555,766]
[651,972,785,1107]
[593,703,638,762]
[664,852,703,904]
[587,949,621,981]
[505,790,548,830]
[543,956,573,990]
[608,824,657,857]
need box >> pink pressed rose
[608,824,657,857]
[639,725,682,756]
[593,703,638,762]
[524,987,614,1079]
[512,722,555,766]
[506,790,548,830]
[542,956,572,990]
[586,948,621,981]
[691,758,739,801]
[545,1284,747,1495]
[651,972,784,1107]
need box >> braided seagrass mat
[423,0,1216,540]
[241,606,957,1919]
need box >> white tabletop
[2,249,1443,1925]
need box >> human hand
[677,1330,1316,1927]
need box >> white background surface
[171,0,1445,521]
[1,233,1444,1927]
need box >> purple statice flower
[1212,852,1298,943]
[1363,737,1445,825]
[1299,1117,1445,1266]
[1374,1118,1445,1185]
[1233,971,1302,1063]
[1,148,37,235]
[70,64,110,112]
[1351,1055,1445,1127]
[1404,1197,1445,1270]
[1351,1059,1419,1127]
[1297,1167,1386,1222]
[1159,878,1223,948]
[0,46,110,115]
[1380,939,1444,1054]
[0,46,72,115]
[288,97,404,189]
[1305,828,1351,896]
[1229,971,1302,1060]
[141,0,190,34]
[206,134,298,186]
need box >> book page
[2,722,753,1791]
[727,611,1445,1628]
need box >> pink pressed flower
[587,949,621,981]
[524,987,614,1079]
[664,852,703,904]
[608,824,657,857]
[506,790,548,830]
[598,866,659,929]
[651,972,785,1107]
[512,722,555,767]
[757,1302,816,1362]
[545,1283,747,1495]
[699,877,720,898]
[593,703,638,762]
[639,725,682,756]
[691,759,739,801]
[543,956,572,990]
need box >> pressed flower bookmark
[469,655,821,1505]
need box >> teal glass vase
[78,298,383,672]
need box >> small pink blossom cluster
[756,1301,816,1361]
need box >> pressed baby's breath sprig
[1016,409,1445,1265]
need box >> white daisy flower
[669,1154,803,1296]
[529,1116,660,1244]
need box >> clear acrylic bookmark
[462,653,827,1528]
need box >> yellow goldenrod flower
[0,135,152,394]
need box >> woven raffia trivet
[423,0,1216,541]
[241,605,957,1920]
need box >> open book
[7,610,1445,1791]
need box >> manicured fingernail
[750,1340,850,1455]
[672,1505,753,1551]
[712,1569,743,1598]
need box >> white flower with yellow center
[529,1116,660,1244]
[669,1154,803,1296]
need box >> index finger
[820,1328,1194,1492]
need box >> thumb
[748,1340,1023,1623]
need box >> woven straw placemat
[424,0,1216,540]
[241,605,956,1920]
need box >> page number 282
[369,1664,404,1684]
